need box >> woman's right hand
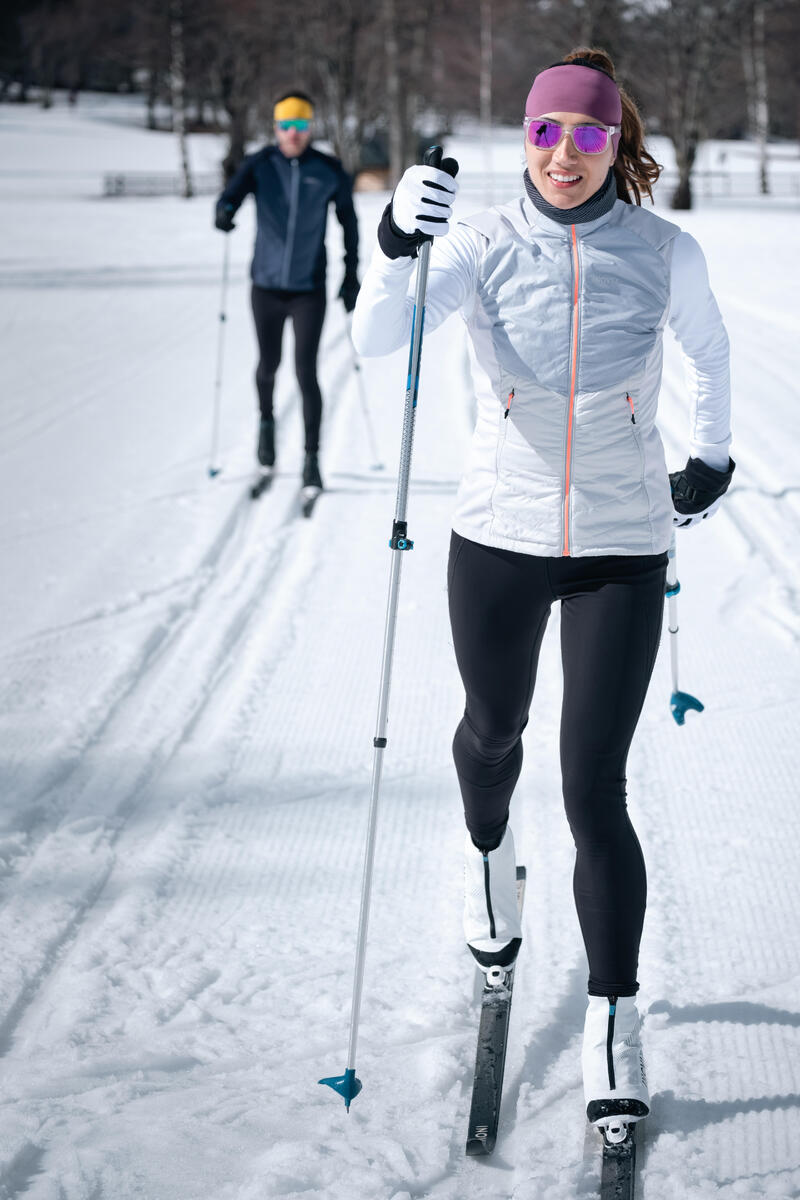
[391,163,459,238]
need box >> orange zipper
[563,226,580,556]
[504,388,515,419]
[627,393,636,423]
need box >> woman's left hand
[670,455,736,529]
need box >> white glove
[391,163,458,238]
[672,496,724,529]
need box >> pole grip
[422,144,459,178]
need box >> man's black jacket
[217,144,359,292]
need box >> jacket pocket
[625,392,646,483]
[626,392,636,424]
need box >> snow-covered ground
[1,93,799,1199]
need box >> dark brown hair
[274,89,315,108]
[562,47,662,206]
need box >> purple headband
[525,64,622,127]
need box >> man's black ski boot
[302,452,323,491]
[258,417,275,468]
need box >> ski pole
[320,146,459,1111]
[208,235,231,477]
[346,312,384,471]
[666,533,704,725]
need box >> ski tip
[670,690,704,726]
[319,1068,362,1109]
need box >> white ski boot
[582,994,649,1143]
[463,827,522,971]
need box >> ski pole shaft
[321,147,458,1109]
[665,533,704,725]
[345,226,434,1070]
[346,312,384,470]
[208,236,231,477]
[345,236,433,1077]
[666,534,680,693]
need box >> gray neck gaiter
[523,166,619,225]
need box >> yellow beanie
[274,97,314,121]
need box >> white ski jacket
[352,196,731,557]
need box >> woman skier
[351,48,734,1132]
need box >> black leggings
[251,285,327,454]
[447,531,667,997]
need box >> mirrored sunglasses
[525,118,618,155]
[278,118,310,131]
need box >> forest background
[1,0,798,209]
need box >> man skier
[215,90,360,492]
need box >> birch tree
[627,0,748,209]
[169,0,193,197]
[742,0,771,193]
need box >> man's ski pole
[666,533,704,724]
[346,313,384,471]
[208,236,231,477]
[320,146,458,1111]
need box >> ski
[598,1121,639,1200]
[301,485,322,518]
[250,469,274,500]
[465,865,526,1156]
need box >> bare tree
[169,0,193,197]
[625,0,747,209]
[290,0,378,174]
[199,0,272,179]
[381,0,437,183]
[385,0,405,183]
[741,0,771,193]
[480,0,494,201]
[576,0,625,56]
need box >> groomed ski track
[1,99,799,1199]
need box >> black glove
[669,455,736,528]
[338,273,360,312]
[377,203,425,260]
[215,201,236,232]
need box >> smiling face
[525,110,614,209]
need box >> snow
[1,93,799,1199]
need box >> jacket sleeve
[668,232,732,470]
[334,168,359,278]
[217,154,256,214]
[351,222,482,357]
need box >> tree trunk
[671,130,698,209]
[752,1,769,195]
[480,0,493,205]
[170,1,193,199]
[385,0,405,185]
[319,10,364,176]
[741,9,756,132]
[222,107,248,182]
[663,0,717,211]
[147,67,159,130]
[405,3,431,166]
